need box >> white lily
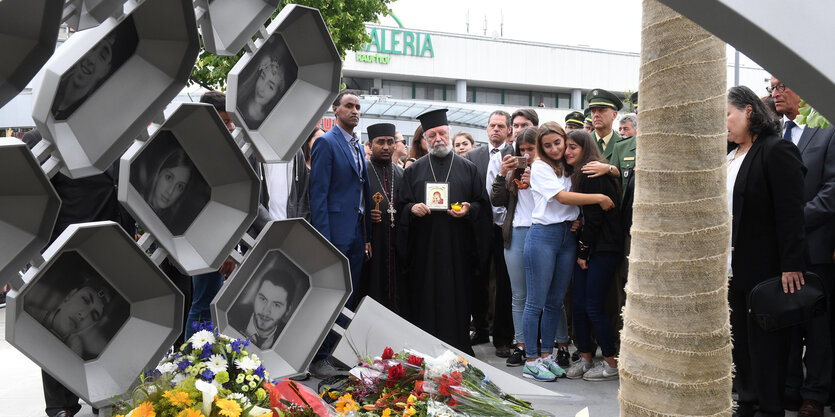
[248,405,272,417]
[194,379,218,416]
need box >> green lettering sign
[360,27,435,59]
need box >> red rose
[414,380,424,394]
[381,347,394,360]
[386,364,406,388]
[407,355,423,367]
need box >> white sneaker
[582,361,619,381]
[565,359,593,379]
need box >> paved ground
[1,309,831,416]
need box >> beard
[429,141,452,157]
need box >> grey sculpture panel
[119,102,260,275]
[32,0,199,179]
[64,0,126,32]
[196,0,280,56]
[0,138,61,289]
[212,219,351,378]
[0,0,63,108]
[5,221,184,408]
[659,0,835,122]
[227,4,341,163]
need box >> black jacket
[576,173,623,260]
[731,134,806,290]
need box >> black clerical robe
[395,152,487,355]
[359,159,404,313]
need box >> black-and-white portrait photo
[51,15,139,121]
[23,251,130,361]
[129,130,211,236]
[236,33,298,129]
[228,251,310,350]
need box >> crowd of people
[3,77,835,417]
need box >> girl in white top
[520,122,615,382]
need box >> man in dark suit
[308,91,372,377]
[466,110,515,357]
[770,76,835,416]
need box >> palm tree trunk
[619,1,732,415]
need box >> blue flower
[201,369,214,381]
[254,365,266,378]
[177,359,191,371]
[191,321,200,331]
[231,339,244,354]
[200,343,214,359]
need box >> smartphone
[514,156,528,169]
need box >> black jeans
[43,371,81,417]
[785,263,833,404]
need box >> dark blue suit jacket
[309,125,372,249]
[794,124,835,264]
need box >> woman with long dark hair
[561,129,623,381]
[404,125,427,168]
[726,85,806,416]
[287,127,325,220]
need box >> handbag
[748,271,827,331]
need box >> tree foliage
[190,0,394,91]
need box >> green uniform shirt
[610,135,636,200]
[593,130,625,162]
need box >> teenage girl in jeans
[522,122,615,381]
[562,129,623,381]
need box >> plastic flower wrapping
[320,347,551,417]
[112,321,333,417]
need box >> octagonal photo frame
[31,0,199,179]
[211,219,351,378]
[195,0,280,56]
[0,138,61,289]
[0,0,63,108]
[119,102,260,275]
[63,0,126,32]
[227,4,341,163]
[5,221,184,408]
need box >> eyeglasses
[766,84,787,94]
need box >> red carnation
[381,346,394,360]
[407,355,424,367]
[386,364,406,387]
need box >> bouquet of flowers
[320,347,547,417]
[113,322,332,417]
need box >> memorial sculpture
[194,0,280,56]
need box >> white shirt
[264,161,293,220]
[529,159,579,225]
[781,114,805,146]
[726,149,748,277]
[486,150,507,225]
[513,187,535,228]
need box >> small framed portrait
[235,33,298,130]
[129,130,211,236]
[227,251,310,350]
[425,182,449,211]
[50,15,139,121]
[22,250,130,361]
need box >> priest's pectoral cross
[387,204,396,227]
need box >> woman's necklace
[370,162,396,227]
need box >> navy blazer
[794,125,835,264]
[309,125,372,248]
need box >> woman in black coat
[727,85,806,416]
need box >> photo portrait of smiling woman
[130,130,211,235]
[23,251,130,361]
[235,33,298,129]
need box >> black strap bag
[748,271,827,331]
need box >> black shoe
[495,345,511,358]
[506,347,524,367]
[785,391,802,411]
[309,357,349,380]
[556,347,570,368]
[571,350,581,363]
[470,329,490,345]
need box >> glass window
[532,93,555,108]
[474,87,501,105]
[414,83,445,101]
[557,93,571,109]
[343,77,374,93]
[380,80,412,99]
[505,89,529,106]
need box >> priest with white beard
[395,109,488,355]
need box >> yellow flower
[133,401,156,417]
[382,408,392,417]
[402,406,416,416]
[215,397,243,417]
[176,409,203,417]
[407,394,417,405]
[335,393,359,414]
[327,391,339,399]
[163,390,194,407]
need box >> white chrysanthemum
[156,362,178,374]
[189,330,216,348]
[226,392,251,407]
[235,356,258,371]
[206,354,228,374]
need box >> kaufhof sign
[356,26,434,64]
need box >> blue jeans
[185,271,225,340]
[572,251,620,358]
[505,227,528,344]
[522,222,576,359]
